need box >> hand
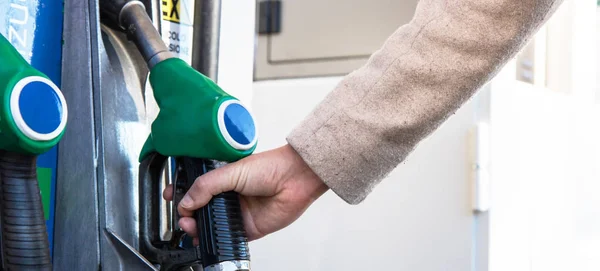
[163,144,329,241]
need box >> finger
[177,174,236,217]
[193,238,199,246]
[163,184,173,201]
[179,217,197,237]
[177,160,251,216]
[180,199,262,242]
[177,151,286,217]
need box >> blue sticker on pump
[217,100,257,151]
[224,103,256,145]
[0,0,65,258]
[18,80,64,134]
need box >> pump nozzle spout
[101,0,174,68]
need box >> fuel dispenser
[2,0,256,270]
[102,1,255,270]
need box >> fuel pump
[99,1,257,270]
[0,34,68,270]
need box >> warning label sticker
[160,0,195,64]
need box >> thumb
[177,160,249,217]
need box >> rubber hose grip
[0,151,52,270]
[179,157,250,268]
[196,191,250,266]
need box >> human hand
[163,144,329,241]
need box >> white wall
[546,0,597,101]
[249,77,488,271]
[487,80,600,271]
[216,0,255,105]
[597,6,600,102]
[486,2,600,270]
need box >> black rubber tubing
[0,151,52,270]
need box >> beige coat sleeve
[286,0,564,204]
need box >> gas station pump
[101,1,255,270]
[1,0,256,270]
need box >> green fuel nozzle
[139,57,257,162]
[111,1,257,162]
[0,33,68,270]
[0,34,68,155]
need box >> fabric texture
[286,0,565,204]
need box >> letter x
[170,0,180,20]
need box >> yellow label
[161,0,181,23]
[159,0,195,63]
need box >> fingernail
[180,195,193,208]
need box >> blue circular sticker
[18,81,63,134]
[10,76,68,141]
[217,100,257,150]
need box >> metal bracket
[258,0,282,34]
[468,122,491,213]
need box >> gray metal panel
[254,0,419,80]
[55,0,158,269]
[53,0,101,269]
[95,25,154,270]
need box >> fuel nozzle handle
[140,57,256,271]
[178,158,251,271]
[0,34,68,270]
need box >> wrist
[281,144,329,199]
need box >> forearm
[286,0,564,204]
